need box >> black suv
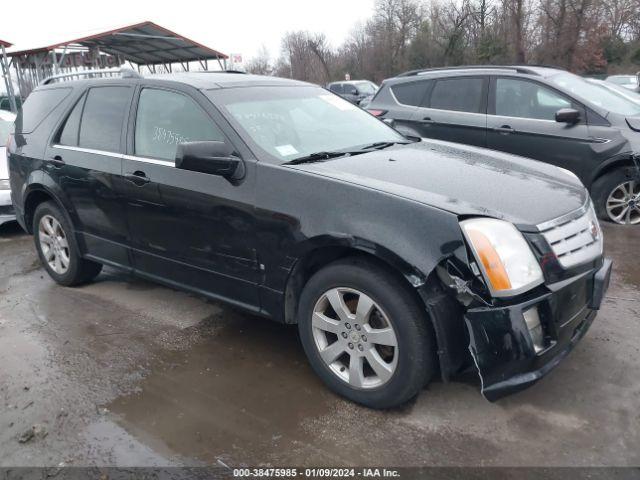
[366,66,640,225]
[8,71,611,408]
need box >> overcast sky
[3,0,376,62]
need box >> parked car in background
[367,65,640,225]
[605,74,640,92]
[588,78,640,106]
[0,96,23,112]
[327,80,378,105]
[8,71,611,408]
[0,109,16,226]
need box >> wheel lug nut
[361,335,367,342]
[341,332,348,339]
[348,342,354,349]
[355,324,361,331]
[357,344,363,351]
[345,323,351,329]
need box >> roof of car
[393,65,567,80]
[36,71,311,91]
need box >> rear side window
[19,88,71,133]
[58,94,86,146]
[429,77,485,113]
[329,84,343,94]
[391,81,430,106]
[134,88,224,161]
[79,87,131,152]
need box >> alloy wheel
[311,287,398,389]
[38,214,71,274]
[606,180,640,225]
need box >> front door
[46,85,134,266]
[409,76,488,147]
[486,76,595,183]
[121,85,260,310]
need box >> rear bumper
[465,258,612,401]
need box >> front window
[209,86,405,163]
[495,78,571,120]
[550,72,640,116]
[135,88,224,161]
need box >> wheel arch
[23,185,66,234]
[589,153,639,189]
[283,238,469,382]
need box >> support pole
[1,45,17,112]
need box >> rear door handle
[48,155,65,167]
[124,171,150,185]
[494,125,515,134]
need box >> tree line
[246,0,640,84]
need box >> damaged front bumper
[465,257,612,401]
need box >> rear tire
[592,169,640,225]
[297,258,436,409]
[33,201,102,286]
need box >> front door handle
[124,171,150,186]
[48,155,65,167]
[419,116,436,124]
[494,125,515,134]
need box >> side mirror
[176,141,245,182]
[555,108,581,124]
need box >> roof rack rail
[42,68,141,85]
[395,65,550,78]
[190,69,247,74]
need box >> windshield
[549,72,640,116]
[210,86,405,163]
[355,82,377,95]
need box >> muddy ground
[0,221,639,468]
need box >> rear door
[486,76,595,178]
[46,85,133,266]
[121,84,260,309]
[410,75,488,147]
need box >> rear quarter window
[391,81,430,106]
[18,88,71,134]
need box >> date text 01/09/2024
[232,468,400,477]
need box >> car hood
[288,139,588,229]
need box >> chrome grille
[538,202,603,269]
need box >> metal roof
[6,21,227,64]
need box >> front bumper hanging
[465,258,612,401]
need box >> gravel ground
[0,221,639,468]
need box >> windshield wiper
[284,151,351,165]
[357,140,411,151]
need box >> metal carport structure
[1,39,18,112]
[5,21,229,97]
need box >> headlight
[0,179,9,190]
[460,218,544,297]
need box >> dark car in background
[327,80,378,105]
[8,71,611,408]
[366,66,640,225]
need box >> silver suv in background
[0,109,16,226]
[327,80,378,105]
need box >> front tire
[592,169,640,225]
[297,258,436,409]
[33,201,102,286]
